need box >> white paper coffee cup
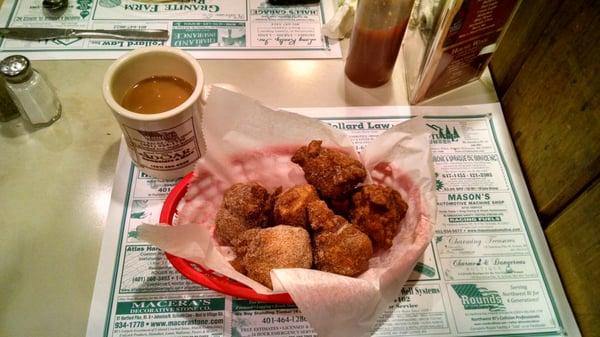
[103,46,206,180]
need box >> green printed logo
[427,123,460,143]
[435,172,444,191]
[451,284,506,311]
[171,23,246,47]
[127,230,139,239]
[76,0,92,18]
[413,262,436,277]
[172,29,218,47]
[116,298,225,315]
[222,29,246,47]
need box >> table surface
[0,39,498,337]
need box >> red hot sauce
[344,21,408,88]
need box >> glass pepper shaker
[0,55,61,127]
[345,0,415,88]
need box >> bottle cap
[0,55,33,83]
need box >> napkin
[138,85,436,337]
[322,0,357,39]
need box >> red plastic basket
[159,173,294,304]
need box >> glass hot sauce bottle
[345,0,414,88]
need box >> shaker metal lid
[0,55,33,83]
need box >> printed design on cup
[123,117,201,172]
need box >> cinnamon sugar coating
[232,226,313,289]
[273,184,319,228]
[214,182,276,246]
[308,200,373,276]
[351,184,408,250]
[291,140,366,199]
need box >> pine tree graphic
[435,172,444,191]
[445,125,452,139]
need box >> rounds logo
[451,284,506,312]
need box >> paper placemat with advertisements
[86,103,580,337]
[0,0,341,60]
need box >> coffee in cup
[121,75,194,114]
[103,46,206,180]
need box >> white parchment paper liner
[138,86,436,337]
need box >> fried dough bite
[214,182,276,246]
[307,200,373,276]
[326,195,354,219]
[230,257,246,275]
[232,226,313,289]
[273,184,319,228]
[351,184,408,250]
[291,140,367,199]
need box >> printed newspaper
[86,104,579,337]
[0,0,341,59]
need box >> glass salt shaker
[0,77,20,122]
[0,55,61,127]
